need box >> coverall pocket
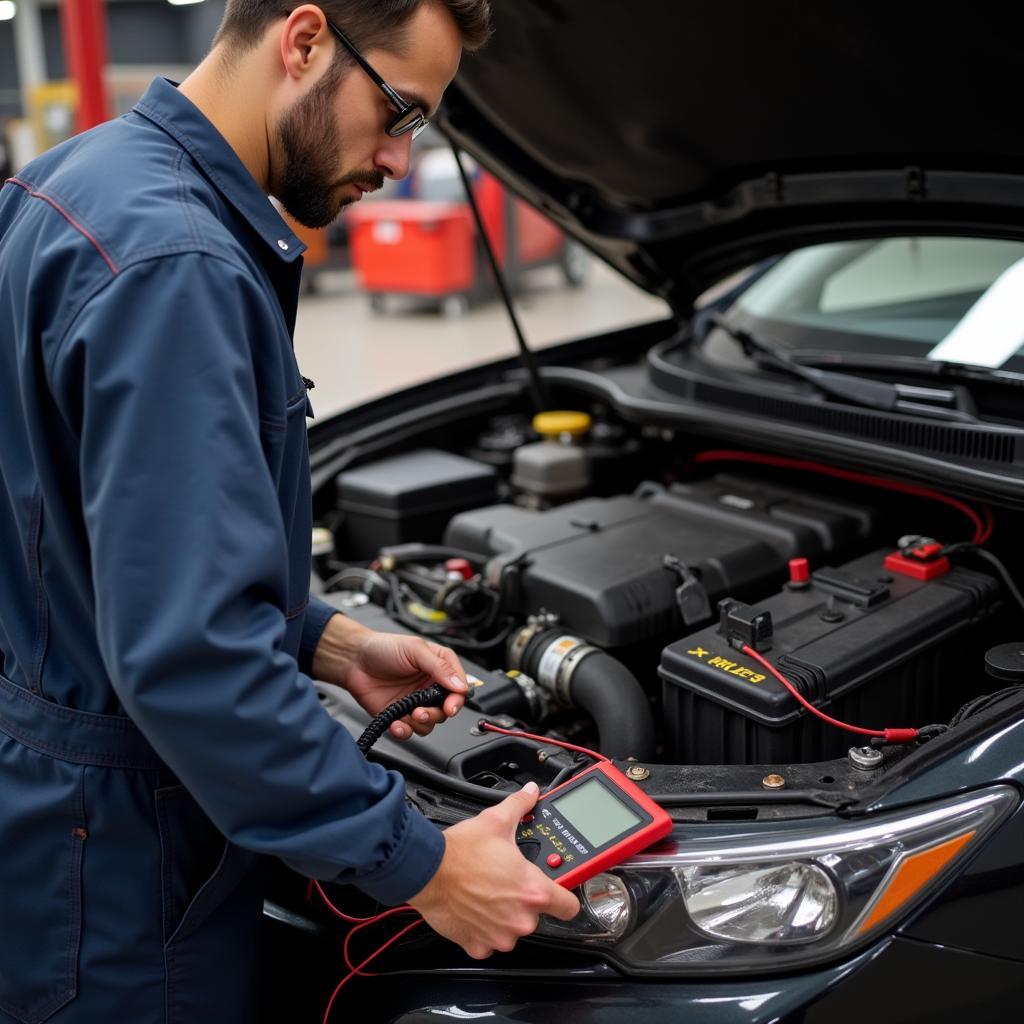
[156,785,254,950]
[0,736,85,1024]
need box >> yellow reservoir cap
[533,411,592,438]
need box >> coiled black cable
[356,684,448,754]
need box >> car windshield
[731,237,1024,373]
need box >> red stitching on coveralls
[7,177,120,275]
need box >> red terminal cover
[884,550,951,581]
[788,557,811,584]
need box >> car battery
[660,550,1001,765]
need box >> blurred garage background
[0,0,668,418]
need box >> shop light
[0,2,17,23]
[167,0,205,6]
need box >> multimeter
[515,761,673,889]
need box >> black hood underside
[440,1,1024,307]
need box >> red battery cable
[741,644,919,744]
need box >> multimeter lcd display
[550,777,643,849]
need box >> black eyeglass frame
[325,19,429,139]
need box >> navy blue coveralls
[0,78,444,1024]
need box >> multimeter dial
[515,761,672,890]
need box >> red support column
[60,0,111,132]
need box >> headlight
[679,861,837,944]
[535,785,1016,974]
[581,873,634,940]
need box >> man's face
[272,1,462,229]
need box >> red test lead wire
[741,644,919,745]
[312,880,425,1022]
[321,918,423,1024]
[342,906,418,979]
[312,881,419,972]
[312,879,390,923]
[478,720,610,763]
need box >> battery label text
[687,647,766,684]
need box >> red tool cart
[347,159,587,316]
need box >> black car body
[263,4,1024,1020]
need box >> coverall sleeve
[47,252,444,904]
[299,595,339,676]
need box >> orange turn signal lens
[857,830,976,935]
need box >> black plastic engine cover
[660,550,1001,764]
[445,476,876,648]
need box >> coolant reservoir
[512,411,591,501]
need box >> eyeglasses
[325,19,430,139]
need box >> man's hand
[408,783,581,958]
[312,616,468,739]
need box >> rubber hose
[566,652,655,762]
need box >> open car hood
[439,1,1024,310]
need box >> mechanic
[0,3,579,1022]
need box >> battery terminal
[718,598,774,652]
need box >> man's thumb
[496,781,540,825]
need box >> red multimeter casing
[515,761,673,890]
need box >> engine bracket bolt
[626,765,650,781]
[849,745,884,770]
[762,773,786,790]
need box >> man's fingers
[427,642,470,697]
[390,707,451,741]
[406,715,434,737]
[541,882,581,922]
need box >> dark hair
[214,1,492,57]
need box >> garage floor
[293,260,668,420]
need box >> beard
[274,69,385,229]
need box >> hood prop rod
[448,139,550,412]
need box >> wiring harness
[323,545,515,654]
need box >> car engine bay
[310,401,1021,812]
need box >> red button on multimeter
[515,761,673,889]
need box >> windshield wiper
[787,349,1024,387]
[708,314,980,424]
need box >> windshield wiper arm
[789,349,1024,387]
[708,314,980,424]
